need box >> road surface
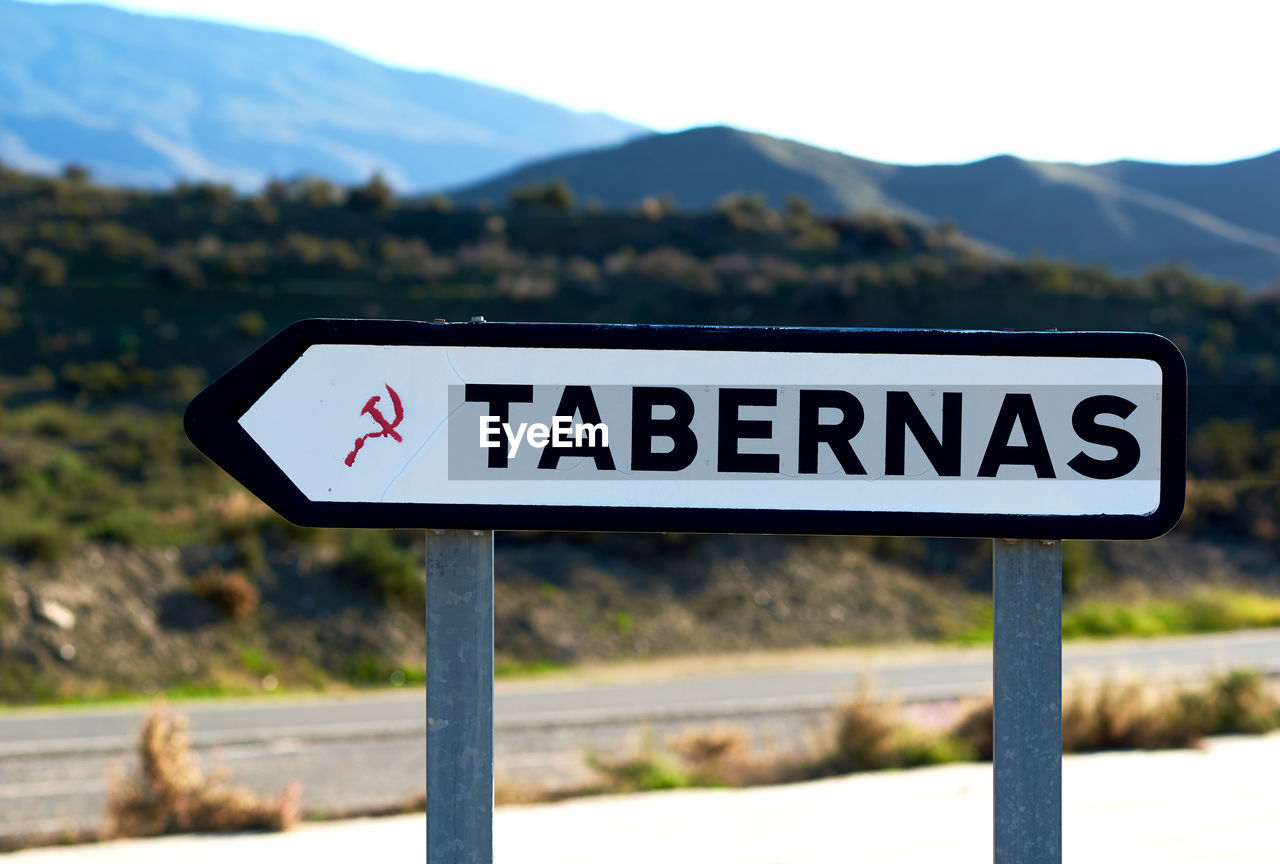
[2,628,1279,840]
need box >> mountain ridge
[454,126,1280,288]
[0,0,645,190]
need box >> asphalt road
[3,628,1279,840]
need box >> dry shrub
[1060,674,1279,751]
[193,568,259,620]
[1208,669,1280,734]
[585,725,772,793]
[951,699,994,760]
[524,671,1278,807]
[819,697,972,776]
[1062,681,1205,751]
[951,670,1280,758]
[495,779,546,806]
[105,699,300,839]
[950,685,1207,756]
[668,725,764,786]
[827,698,900,772]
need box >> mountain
[0,0,644,191]
[454,127,1280,289]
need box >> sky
[27,0,1280,166]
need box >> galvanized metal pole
[993,538,1062,864]
[426,529,495,864]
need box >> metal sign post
[425,529,494,864]
[993,538,1063,864]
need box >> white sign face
[186,321,1187,539]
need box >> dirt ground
[3,530,1279,701]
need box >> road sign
[185,318,1188,864]
[185,319,1186,540]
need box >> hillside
[453,127,902,217]
[0,0,643,190]
[3,166,1280,701]
[454,127,1280,289]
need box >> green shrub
[346,173,395,213]
[7,401,81,439]
[230,533,267,574]
[0,514,72,562]
[1190,418,1259,478]
[236,645,276,677]
[0,661,60,703]
[61,361,130,396]
[1062,591,1280,639]
[18,248,67,285]
[232,310,266,337]
[508,179,574,213]
[1061,541,1101,593]
[1208,670,1278,734]
[88,507,155,546]
[212,517,269,573]
[1184,593,1280,632]
[337,531,424,608]
[587,751,692,792]
[343,654,425,686]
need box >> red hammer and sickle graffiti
[344,384,405,467]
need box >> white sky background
[27,0,1280,166]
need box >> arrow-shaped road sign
[185,317,1189,864]
[184,319,1186,539]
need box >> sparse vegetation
[818,696,976,775]
[587,748,694,793]
[3,671,1278,850]
[946,589,1280,645]
[337,531,425,608]
[508,179,575,212]
[532,670,1280,803]
[667,726,766,786]
[193,568,259,620]
[1064,591,1280,638]
[104,699,300,839]
[3,163,1280,701]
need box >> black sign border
[185,319,1187,540]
